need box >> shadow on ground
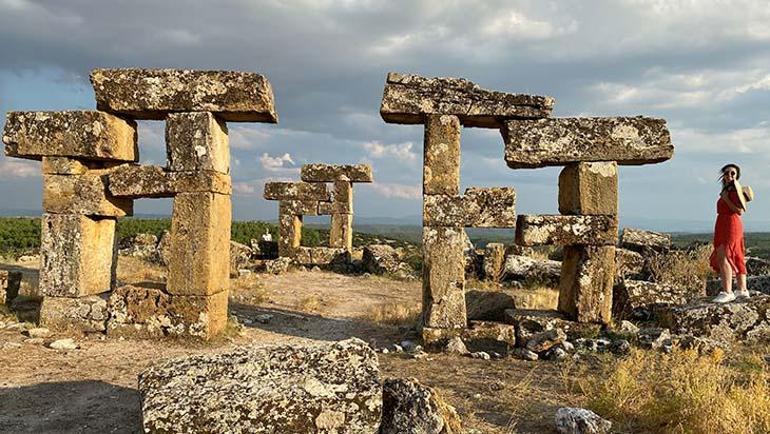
[0,380,141,434]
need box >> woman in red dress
[710,164,749,303]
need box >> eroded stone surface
[558,246,615,324]
[380,378,462,434]
[139,338,381,433]
[503,255,562,286]
[504,117,673,168]
[264,181,330,201]
[39,294,109,332]
[41,157,106,175]
[300,164,373,183]
[39,214,117,297]
[43,171,133,217]
[613,279,703,320]
[465,288,516,322]
[658,295,770,343]
[555,407,612,434]
[381,73,553,127]
[280,200,320,216]
[91,68,277,122]
[165,112,230,173]
[422,226,467,329]
[620,228,671,254]
[558,162,618,215]
[424,188,516,228]
[3,111,137,161]
[424,114,461,196]
[615,248,645,280]
[108,165,231,198]
[482,243,506,281]
[330,213,353,250]
[515,215,618,247]
[0,270,22,304]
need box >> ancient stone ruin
[2,68,277,339]
[263,163,372,265]
[379,72,674,346]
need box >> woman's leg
[717,246,733,293]
[737,273,748,293]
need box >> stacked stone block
[508,118,673,324]
[380,73,554,343]
[2,68,277,340]
[263,164,372,265]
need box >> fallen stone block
[424,188,516,228]
[658,295,770,343]
[422,321,517,354]
[166,112,229,174]
[482,243,506,281]
[423,226,467,329]
[503,117,673,169]
[362,244,402,275]
[558,246,616,324]
[555,407,612,434]
[0,270,22,304]
[503,254,562,286]
[330,213,353,250]
[39,294,109,332]
[746,256,770,276]
[300,164,373,182]
[138,338,381,433]
[615,248,645,280]
[380,378,462,434]
[515,215,618,247]
[90,68,278,122]
[108,165,231,198]
[381,72,554,127]
[465,288,516,322]
[167,192,231,296]
[614,279,705,320]
[3,111,137,161]
[264,181,330,201]
[280,200,320,216]
[39,214,117,297]
[424,114,461,195]
[619,227,671,254]
[558,162,618,215]
[43,172,133,217]
[503,309,602,348]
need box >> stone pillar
[557,162,618,324]
[483,243,506,282]
[422,114,466,330]
[278,209,302,257]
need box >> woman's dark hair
[719,163,741,190]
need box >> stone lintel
[90,68,277,123]
[263,181,330,201]
[515,214,618,247]
[424,188,516,228]
[381,72,554,127]
[300,164,373,183]
[108,165,231,198]
[3,111,138,162]
[503,117,673,169]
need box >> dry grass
[230,273,270,305]
[575,347,770,434]
[466,278,505,292]
[512,285,560,310]
[647,245,715,290]
[361,301,420,327]
[116,256,166,285]
[296,294,324,313]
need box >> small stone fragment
[380,377,462,434]
[444,337,469,355]
[554,407,612,434]
[48,338,79,351]
[512,348,539,361]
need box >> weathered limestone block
[330,214,353,250]
[300,164,373,183]
[424,114,461,196]
[422,321,517,354]
[613,279,702,320]
[41,157,104,175]
[503,309,602,348]
[483,243,506,281]
[43,172,133,217]
[746,256,770,276]
[620,228,671,254]
[559,162,618,215]
[39,294,109,332]
[230,241,253,277]
[157,291,229,340]
[264,181,330,201]
[39,214,117,297]
[294,247,351,266]
[362,244,402,275]
[278,211,302,257]
[381,72,554,127]
[558,246,616,324]
[465,289,516,322]
[166,112,229,174]
[555,408,612,434]
[90,68,278,122]
[658,295,770,343]
[280,200,319,216]
[0,270,22,304]
[380,378,462,434]
[3,111,137,161]
[502,254,562,287]
[515,215,618,247]
[319,201,352,215]
[615,248,645,279]
[423,226,467,329]
[332,180,353,205]
[424,188,516,228]
[167,193,231,296]
[503,117,673,169]
[138,338,381,433]
[108,165,231,198]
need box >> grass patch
[362,301,420,327]
[230,273,270,305]
[576,347,770,434]
[647,244,715,290]
[296,294,324,313]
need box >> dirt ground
[0,257,581,434]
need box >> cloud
[369,182,420,199]
[361,141,417,162]
[0,159,38,178]
[259,152,296,172]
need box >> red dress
[709,189,747,274]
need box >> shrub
[647,245,715,291]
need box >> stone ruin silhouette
[263,164,373,265]
[2,68,278,339]
[379,72,674,346]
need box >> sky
[1,0,770,232]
